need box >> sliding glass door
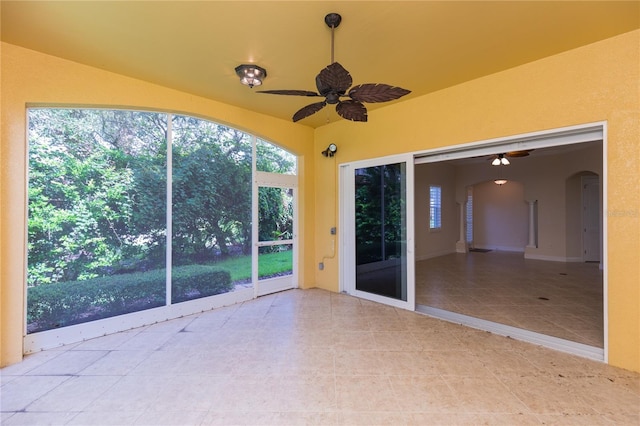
[341,155,415,310]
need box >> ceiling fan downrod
[324,13,342,64]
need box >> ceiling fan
[489,150,533,165]
[257,13,411,123]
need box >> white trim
[415,249,456,262]
[601,122,609,363]
[414,122,604,164]
[524,254,590,262]
[473,245,525,253]
[166,113,173,306]
[256,275,294,296]
[255,171,297,188]
[339,154,415,311]
[257,239,294,247]
[410,121,607,361]
[416,306,604,361]
[254,158,298,297]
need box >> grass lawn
[208,250,292,282]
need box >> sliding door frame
[339,153,415,310]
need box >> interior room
[1,1,639,424]
[414,141,604,348]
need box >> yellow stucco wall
[2,30,639,372]
[0,42,315,367]
[314,30,639,372]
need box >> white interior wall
[473,180,528,251]
[415,141,602,261]
[414,162,458,260]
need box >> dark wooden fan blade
[257,89,321,97]
[348,84,411,103]
[506,150,532,157]
[336,100,367,122]
[316,62,353,95]
[292,101,327,122]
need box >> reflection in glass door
[341,156,414,310]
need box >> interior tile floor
[416,251,603,347]
[2,288,638,425]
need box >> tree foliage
[28,109,295,287]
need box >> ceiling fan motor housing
[324,13,342,28]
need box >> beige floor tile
[26,375,120,412]
[0,375,70,412]
[67,411,144,425]
[333,330,377,351]
[1,411,78,425]
[25,350,109,376]
[388,375,464,413]
[444,376,531,414]
[133,410,208,425]
[337,411,411,425]
[335,376,399,412]
[3,288,637,425]
[416,252,603,347]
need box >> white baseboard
[474,245,525,253]
[415,249,456,262]
[525,254,583,262]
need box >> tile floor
[416,252,603,347]
[2,288,638,425]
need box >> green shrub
[172,265,234,303]
[27,266,232,333]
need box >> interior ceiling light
[494,179,508,185]
[235,64,267,88]
[491,154,510,166]
[257,13,411,122]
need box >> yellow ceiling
[2,1,638,128]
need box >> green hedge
[27,265,232,333]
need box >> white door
[253,171,297,296]
[582,176,600,262]
[340,155,415,310]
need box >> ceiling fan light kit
[257,13,411,122]
[492,154,510,166]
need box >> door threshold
[415,305,604,362]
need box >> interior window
[429,185,442,230]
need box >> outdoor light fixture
[492,154,510,166]
[322,143,337,157]
[235,64,267,88]
[494,179,508,185]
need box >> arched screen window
[26,108,296,334]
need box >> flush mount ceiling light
[494,179,508,185]
[235,64,267,88]
[322,143,337,157]
[491,154,510,166]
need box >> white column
[526,200,536,248]
[455,202,467,253]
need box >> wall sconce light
[491,154,510,166]
[235,64,267,88]
[322,143,337,157]
[494,179,508,185]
